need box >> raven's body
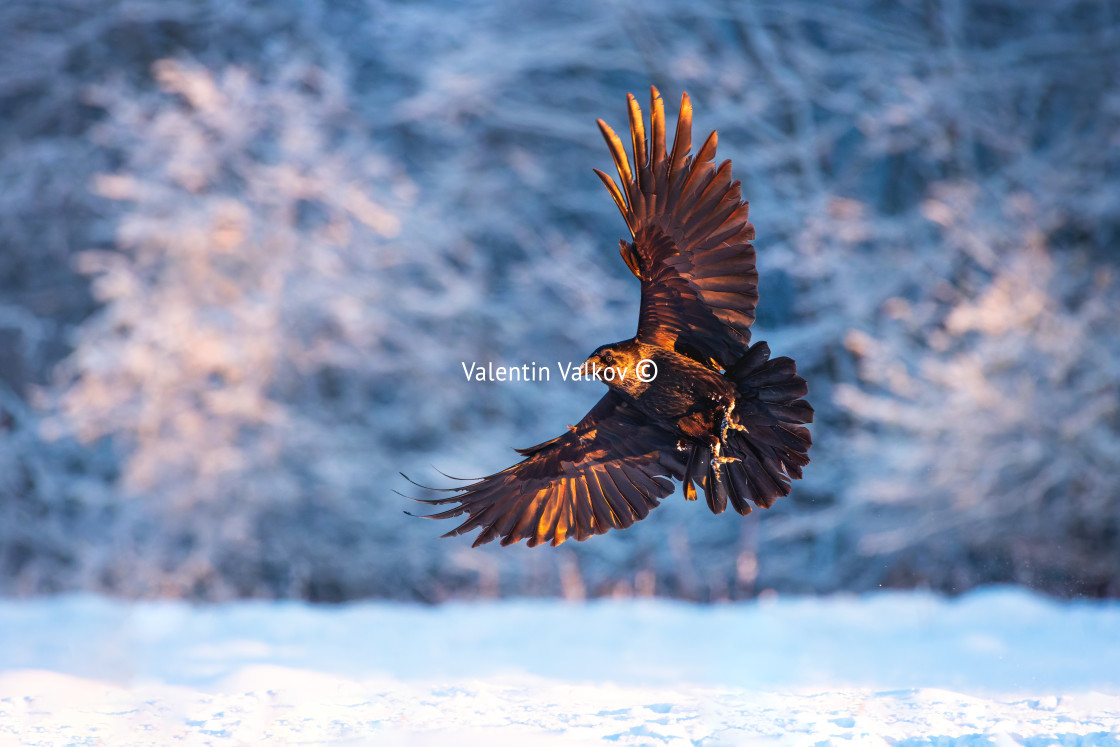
[409,88,813,547]
[587,340,733,447]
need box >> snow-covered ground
[1,587,1118,745]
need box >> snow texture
[2,587,1118,745]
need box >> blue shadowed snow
[0,587,1116,694]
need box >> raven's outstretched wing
[408,392,685,547]
[595,87,758,370]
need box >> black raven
[409,87,812,547]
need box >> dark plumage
[408,87,813,547]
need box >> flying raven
[409,87,813,547]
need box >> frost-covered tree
[816,186,1120,595]
[42,57,492,599]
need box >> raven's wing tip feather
[432,466,482,481]
[399,472,464,492]
[404,509,452,520]
[394,488,434,504]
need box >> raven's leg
[709,401,744,467]
[710,437,738,467]
[720,399,749,442]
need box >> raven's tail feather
[700,341,813,515]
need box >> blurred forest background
[1,0,1118,603]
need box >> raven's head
[584,340,647,393]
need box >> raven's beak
[581,355,597,378]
